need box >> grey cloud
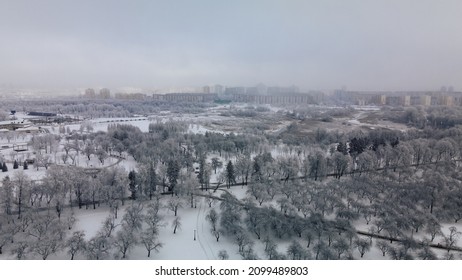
[0,0,461,91]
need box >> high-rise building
[203,86,210,94]
[213,84,224,96]
[224,87,246,95]
[84,88,96,98]
[99,88,111,99]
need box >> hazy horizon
[1,0,462,91]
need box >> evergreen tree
[2,162,7,172]
[226,161,235,189]
[252,160,262,182]
[167,160,179,192]
[198,155,206,189]
[23,161,28,170]
[1,176,13,215]
[145,163,157,200]
[128,170,138,200]
[13,160,18,169]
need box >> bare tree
[140,230,163,258]
[354,238,371,258]
[101,214,119,238]
[287,240,308,260]
[1,176,14,215]
[11,241,29,260]
[66,231,86,260]
[376,240,391,257]
[206,209,219,233]
[444,226,461,252]
[122,203,144,233]
[114,226,137,259]
[211,157,223,174]
[166,196,183,216]
[172,216,182,234]
[144,201,164,234]
[86,234,111,260]
[332,238,349,259]
[96,148,108,165]
[0,232,12,255]
[33,236,62,260]
[12,171,31,219]
[425,219,442,242]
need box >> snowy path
[195,198,216,259]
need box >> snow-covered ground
[2,107,462,260]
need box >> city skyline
[1,1,462,91]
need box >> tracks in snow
[195,198,216,260]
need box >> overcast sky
[1,0,461,91]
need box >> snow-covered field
[2,105,462,260]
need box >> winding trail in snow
[195,199,211,259]
[196,199,217,260]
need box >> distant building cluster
[82,84,324,105]
[152,93,218,102]
[83,88,112,99]
[224,85,299,96]
[231,92,323,105]
[114,93,147,100]
[335,90,462,107]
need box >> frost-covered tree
[218,250,229,260]
[219,193,242,236]
[11,241,29,260]
[444,226,461,252]
[144,201,164,234]
[308,151,327,181]
[211,157,223,174]
[128,170,139,200]
[83,142,95,161]
[0,231,12,255]
[425,218,442,242]
[100,214,119,238]
[166,196,183,217]
[332,238,350,259]
[244,208,267,239]
[66,231,86,260]
[167,159,180,191]
[139,162,158,200]
[354,238,371,258]
[172,216,182,234]
[225,161,236,188]
[287,240,307,260]
[1,176,14,215]
[86,234,111,260]
[122,203,144,233]
[96,148,108,165]
[206,209,219,233]
[140,230,163,257]
[114,226,137,259]
[12,171,31,219]
[235,155,252,185]
[376,240,391,257]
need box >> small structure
[16,126,40,133]
[27,112,57,117]
[13,143,28,152]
